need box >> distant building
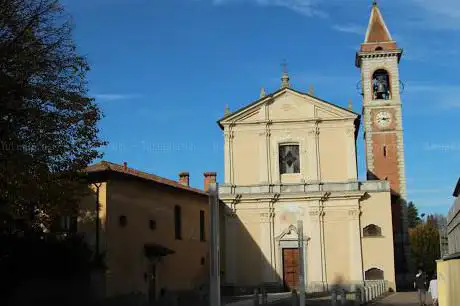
[79,161,218,303]
[447,178,460,256]
[436,178,460,306]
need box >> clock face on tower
[375,111,392,129]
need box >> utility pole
[209,183,221,306]
[297,220,305,306]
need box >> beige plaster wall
[223,90,358,187]
[78,183,108,260]
[323,208,352,284]
[361,191,396,290]
[222,195,393,291]
[80,178,210,298]
[318,127,348,182]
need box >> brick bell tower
[355,2,412,289]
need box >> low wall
[437,256,460,306]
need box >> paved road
[226,291,434,306]
[372,292,433,305]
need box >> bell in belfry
[374,75,389,99]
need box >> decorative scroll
[348,209,361,219]
[346,127,355,137]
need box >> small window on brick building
[363,224,382,237]
[375,46,383,51]
[279,144,300,174]
[365,268,384,280]
[383,145,387,157]
[119,215,127,227]
[201,257,205,265]
[149,219,156,231]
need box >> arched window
[372,69,391,100]
[363,224,382,237]
[365,268,384,280]
[375,46,383,51]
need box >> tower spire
[280,60,290,88]
[364,2,393,44]
[357,3,401,67]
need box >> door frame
[275,225,309,291]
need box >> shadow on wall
[367,170,412,291]
[219,203,288,298]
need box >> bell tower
[356,2,411,289]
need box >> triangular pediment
[275,224,310,242]
[277,224,299,241]
[218,88,358,128]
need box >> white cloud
[332,24,364,35]
[408,188,450,194]
[409,0,460,30]
[94,94,142,101]
[404,83,460,110]
[212,0,326,17]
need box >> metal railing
[329,280,388,305]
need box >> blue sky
[63,0,459,215]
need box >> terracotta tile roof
[85,161,208,196]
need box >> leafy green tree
[407,201,422,228]
[0,0,105,228]
[409,216,440,276]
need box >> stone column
[346,126,358,181]
[348,208,364,284]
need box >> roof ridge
[85,160,208,196]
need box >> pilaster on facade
[348,208,364,284]
[308,205,326,290]
[312,121,321,182]
[224,123,236,185]
[346,126,358,180]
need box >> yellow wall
[232,129,260,185]
[361,191,396,291]
[221,190,395,292]
[437,258,460,306]
[323,208,351,283]
[318,127,347,182]
[79,177,210,299]
[78,182,108,258]
[222,89,359,186]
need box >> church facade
[217,3,409,293]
